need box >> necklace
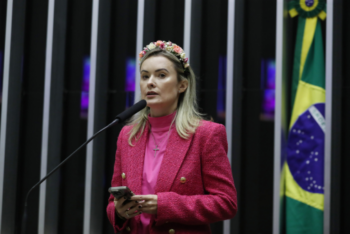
[149,121,174,157]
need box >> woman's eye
[142,75,149,79]
[159,73,166,78]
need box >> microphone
[21,99,147,234]
[116,99,147,121]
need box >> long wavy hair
[127,48,202,146]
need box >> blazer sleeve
[106,127,130,233]
[155,124,238,226]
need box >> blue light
[125,57,135,108]
[80,56,90,119]
[216,55,226,122]
[261,59,276,120]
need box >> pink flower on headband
[183,58,188,63]
[173,45,183,54]
[139,50,146,58]
[155,40,165,49]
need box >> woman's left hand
[129,195,158,215]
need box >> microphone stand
[21,118,119,234]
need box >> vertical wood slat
[0,0,13,230]
[0,0,14,231]
[135,0,145,102]
[0,0,27,233]
[187,0,202,96]
[229,0,244,232]
[224,0,235,234]
[225,0,235,176]
[84,0,100,233]
[84,0,111,233]
[324,1,336,233]
[38,0,55,232]
[38,0,68,233]
[183,0,191,60]
[273,0,285,233]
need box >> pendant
[153,145,159,157]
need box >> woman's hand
[130,195,158,215]
[114,197,142,220]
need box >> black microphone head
[116,99,147,122]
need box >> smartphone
[108,186,134,200]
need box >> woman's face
[140,55,187,117]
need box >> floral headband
[139,40,189,70]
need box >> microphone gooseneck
[21,99,147,234]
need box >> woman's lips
[146,91,158,97]
[146,94,158,98]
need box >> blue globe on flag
[287,103,325,194]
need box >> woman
[106,40,237,234]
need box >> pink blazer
[106,120,237,234]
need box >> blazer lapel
[155,129,194,193]
[127,124,149,195]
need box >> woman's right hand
[114,197,142,220]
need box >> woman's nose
[147,76,156,88]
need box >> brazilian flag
[285,1,327,233]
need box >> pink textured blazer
[106,120,237,234]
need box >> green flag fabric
[285,1,326,234]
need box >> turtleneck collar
[148,111,176,132]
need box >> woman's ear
[178,79,188,93]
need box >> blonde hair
[127,48,202,146]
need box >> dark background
[240,1,276,233]
[16,0,48,232]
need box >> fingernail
[138,205,142,208]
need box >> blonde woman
[106,40,237,234]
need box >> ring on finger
[125,211,130,218]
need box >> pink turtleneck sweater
[139,111,176,234]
